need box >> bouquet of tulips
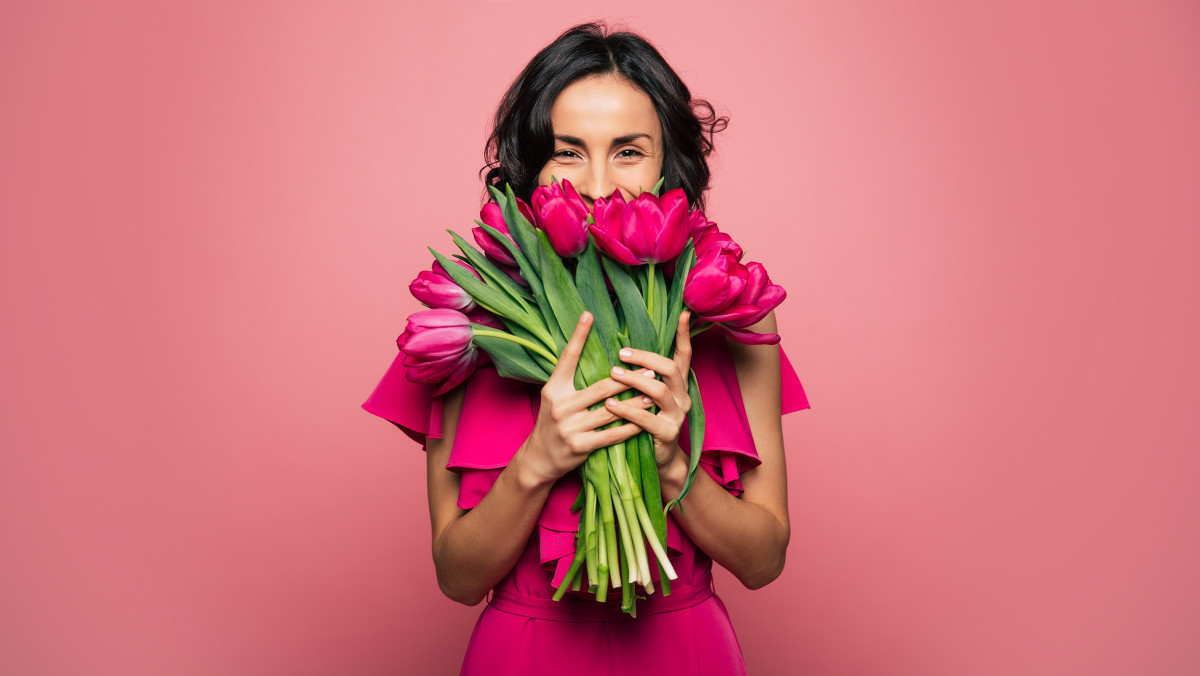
[398,179,784,615]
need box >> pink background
[2,1,1198,674]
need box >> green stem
[610,481,638,586]
[472,328,559,365]
[610,446,652,590]
[689,321,714,338]
[553,544,586,601]
[584,478,598,592]
[633,489,678,581]
[596,522,609,603]
[618,526,633,613]
[590,452,620,595]
[646,262,657,322]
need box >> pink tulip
[409,260,477,312]
[472,201,529,266]
[684,249,786,345]
[590,188,690,265]
[691,222,744,261]
[684,247,749,317]
[398,309,479,395]
[726,262,786,328]
[686,208,710,237]
[466,307,505,330]
[530,179,590,257]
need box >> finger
[609,365,675,411]
[603,397,671,436]
[618,343,688,399]
[574,395,653,431]
[548,311,592,386]
[568,375,634,410]
[674,310,693,374]
[616,346,674,374]
[575,421,644,452]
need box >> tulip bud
[473,202,520,266]
[725,262,786,329]
[530,179,590,257]
[684,248,786,345]
[409,261,477,312]
[684,247,748,316]
[692,223,744,261]
[397,309,479,395]
[591,188,690,265]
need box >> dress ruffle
[363,330,810,587]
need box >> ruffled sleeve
[682,330,811,496]
[362,351,443,448]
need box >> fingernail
[619,348,632,358]
[643,370,655,378]
[642,396,652,405]
[612,366,624,375]
[607,398,618,407]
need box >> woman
[365,23,809,675]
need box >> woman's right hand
[512,311,651,488]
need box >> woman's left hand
[603,311,693,466]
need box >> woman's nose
[576,165,614,207]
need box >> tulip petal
[432,350,479,395]
[721,325,781,345]
[472,226,517,266]
[698,304,762,324]
[588,222,640,266]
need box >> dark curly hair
[482,22,728,210]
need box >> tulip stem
[689,322,714,338]
[472,328,559,366]
[646,262,657,322]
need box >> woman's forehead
[550,75,661,141]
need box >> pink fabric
[362,330,810,674]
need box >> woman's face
[537,74,664,207]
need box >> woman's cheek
[538,164,578,188]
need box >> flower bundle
[397,179,785,615]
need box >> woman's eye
[616,148,644,159]
[554,149,580,159]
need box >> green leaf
[470,328,552,383]
[574,241,621,365]
[537,230,607,384]
[476,221,540,293]
[500,184,541,274]
[658,241,696,356]
[448,231,533,308]
[600,257,657,352]
[429,246,525,322]
[650,262,668,341]
[489,186,565,349]
[666,370,705,512]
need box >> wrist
[509,441,558,493]
[658,448,689,498]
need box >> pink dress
[363,330,810,675]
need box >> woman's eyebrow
[611,133,653,145]
[553,133,655,147]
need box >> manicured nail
[643,370,655,378]
[619,348,632,358]
[612,366,624,375]
[642,396,652,405]
[607,398,618,407]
